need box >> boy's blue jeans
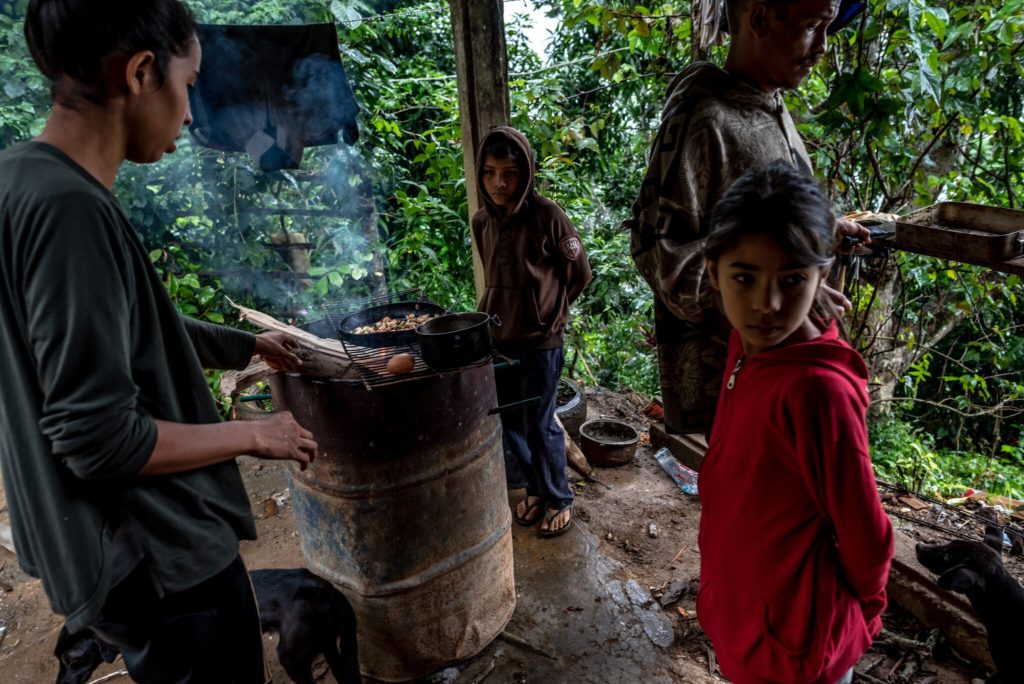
[495,347,574,511]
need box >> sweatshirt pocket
[742,598,831,683]
[480,285,544,344]
[760,600,813,657]
[699,579,830,684]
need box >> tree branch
[866,143,893,208]
[872,396,1023,420]
[889,115,959,211]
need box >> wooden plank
[228,300,360,380]
[648,422,707,472]
[897,495,930,512]
[449,0,510,300]
[874,235,1024,277]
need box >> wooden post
[449,0,510,301]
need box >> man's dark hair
[25,0,196,104]
[724,0,797,32]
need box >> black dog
[54,568,360,684]
[251,568,361,684]
[916,525,1024,684]
[53,624,121,684]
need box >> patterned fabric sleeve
[628,109,726,322]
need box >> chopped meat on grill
[352,313,437,334]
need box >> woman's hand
[147,412,317,475]
[250,411,318,470]
[254,331,302,371]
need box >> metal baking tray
[895,202,1024,263]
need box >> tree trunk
[854,257,966,415]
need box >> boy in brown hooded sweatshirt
[471,127,592,537]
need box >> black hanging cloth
[189,23,359,172]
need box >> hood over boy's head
[477,126,536,218]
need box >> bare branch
[872,397,1023,420]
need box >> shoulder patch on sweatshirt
[559,236,582,261]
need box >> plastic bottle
[654,447,699,495]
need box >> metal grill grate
[301,290,453,388]
[320,288,427,317]
[340,339,439,389]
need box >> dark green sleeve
[25,191,155,479]
[180,316,256,370]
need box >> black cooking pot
[338,301,446,348]
[415,312,496,370]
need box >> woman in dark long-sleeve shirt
[0,2,317,681]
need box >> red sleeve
[794,373,894,628]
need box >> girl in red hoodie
[697,160,894,684]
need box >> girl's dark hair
[706,160,839,323]
[25,0,196,104]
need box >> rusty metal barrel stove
[270,361,515,682]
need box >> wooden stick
[554,413,592,480]
[228,299,359,379]
[292,348,359,379]
[577,354,598,385]
[671,544,687,563]
[836,264,848,293]
[220,360,274,397]
[229,299,347,354]
[468,659,496,684]
[498,630,558,660]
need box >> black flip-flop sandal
[541,502,574,538]
[513,496,545,526]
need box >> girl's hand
[254,332,302,371]
[250,411,318,470]
[821,283,852,316]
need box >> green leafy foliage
[1,0,1020,491]
[871,414,1024,500]
[538,0,1024,493]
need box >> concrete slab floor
[385,492,693,684]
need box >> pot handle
[489,314,502,327]
[488,395,540,415]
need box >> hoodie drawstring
[726,357,744,390]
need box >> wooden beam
[449,0,510,301]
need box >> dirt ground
[0,384,1000,683]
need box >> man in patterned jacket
[624,0,866,436]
